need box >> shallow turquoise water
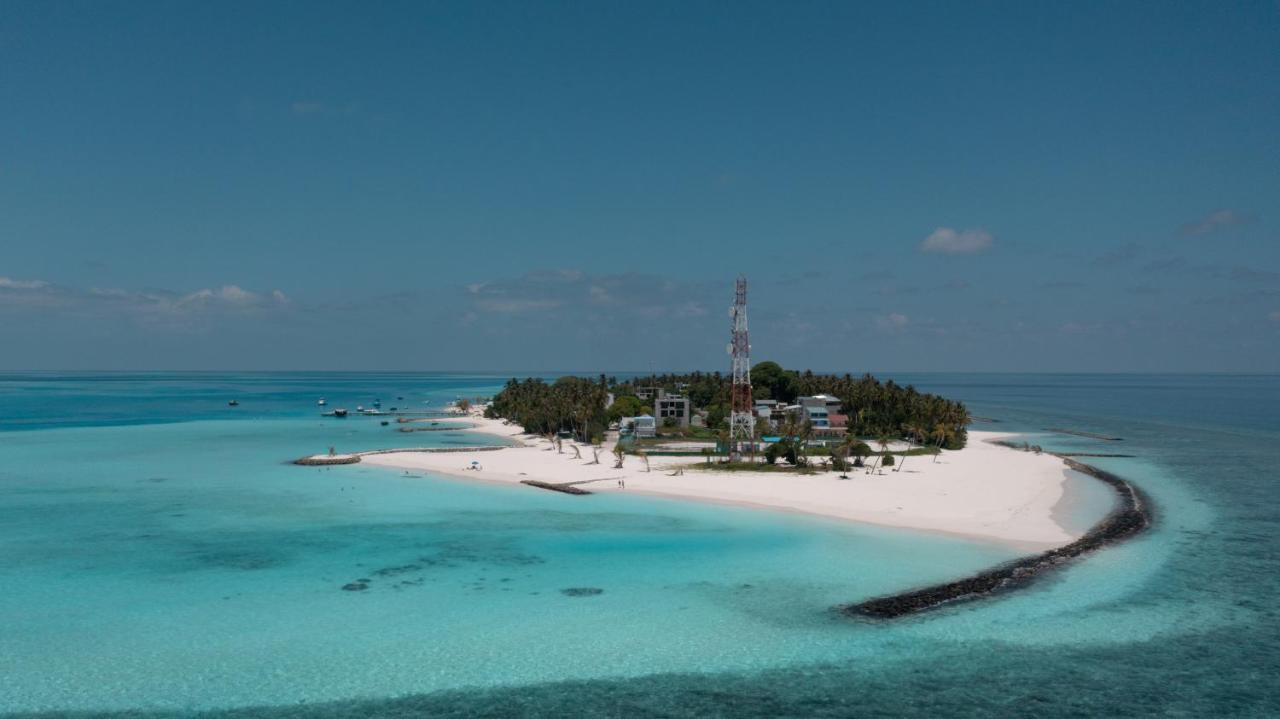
[1,373,1277,717]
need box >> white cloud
[463,270,719,323]
[475,298,563,314]
[588,285,613,304]
[4,279,289,318]
[1181,209,1252,235]
[175,285,270,308]
[876,312,910,330]
[919,227,994,255]
[0,277,49,290]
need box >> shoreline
[842,459,1151,618]
[355,416,1094,551]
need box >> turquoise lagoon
[1,373,1277,717]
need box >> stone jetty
[292,445,506,466]
[520,480,593,495]
[839,457,1151,620]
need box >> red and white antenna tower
[728,275,754,461]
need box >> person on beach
[328,446,335,457]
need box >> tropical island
[355,362,1097,550]
[487,363,970,469]
[346,365,1153,617]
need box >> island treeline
[486,376,611,442]
[486,363,969,448]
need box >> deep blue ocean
[1,372,1277,718]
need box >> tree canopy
[607,362,969,448]
[488,362,971,449]
[485,376,609,442]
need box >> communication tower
[727,276,754,461]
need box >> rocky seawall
[838,456,1151,620]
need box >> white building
[654,390,690,428]
[621,415,657,438]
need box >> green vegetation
[684,461,819,474]
[489,362,970,450]
[485,376,609,442]
[653,425,721,441]
[605,394,646,424]
[615,362,969,449]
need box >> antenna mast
[728,275,754,461]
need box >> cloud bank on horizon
[1,3,1277,372]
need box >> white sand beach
[360,416,1093,550]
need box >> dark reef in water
[561,587,604,597]
[839,458,1151,619]
[1045,427,1124,441]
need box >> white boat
[317,398,326,406]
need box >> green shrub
[764,443,782,465]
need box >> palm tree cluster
[486,376,610,443]
[490,364,969,450]
[610,363,970,449]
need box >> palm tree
[931,425,948,462]
[834,433,857,478]
[869,434,891,474]
[612,444,626,469]
[895,424,920,473]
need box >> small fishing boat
[318,398,326,406]
[322,408,348,418]
[380,420,390,426]
[228,400,240,407]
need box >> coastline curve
[837,457,1152,619]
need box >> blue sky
[2,1,1278,372]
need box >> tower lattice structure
[728,275,755,461]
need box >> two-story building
[797,394,845,434]
[654,389,691,428]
